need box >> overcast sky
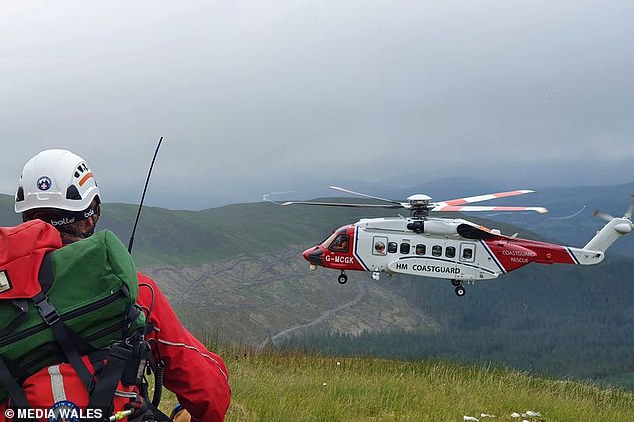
[1,1,632,210]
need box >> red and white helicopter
[284,186,633,297]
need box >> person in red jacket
[12,149,231,421]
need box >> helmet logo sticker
[36,176,52,191]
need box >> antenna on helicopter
[128,136,163,254]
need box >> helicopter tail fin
[583,217,632,253]
[583,195,633,253]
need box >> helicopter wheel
[451,279,461,287]
[455,285,466,297]
[337,272,348,284]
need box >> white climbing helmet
[15,149,101,213]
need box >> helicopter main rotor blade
[282,201,403,209]
[432,205,548,213]
[436,190,535,207]
[329,186,404,206]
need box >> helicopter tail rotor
[585,195,634,252]
[592,194,634,223]
[592,210,616,223]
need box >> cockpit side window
[329,234,350,252]
[373,236,388,256]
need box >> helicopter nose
[303,247,323,266]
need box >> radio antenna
[128,136,163,253]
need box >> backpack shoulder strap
[0,355,30,408]
[33,254,93,391]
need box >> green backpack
[0,220,146,405]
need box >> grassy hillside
[157,349,634,421]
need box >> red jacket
[0,276,231,422]
[0,222,230,421]
[137,273,231,422]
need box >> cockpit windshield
[328,233,349,252]
[320,231,338,247]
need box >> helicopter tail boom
[583,217,632,253]
[514,196,633,264]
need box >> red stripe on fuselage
[484,238,575,272]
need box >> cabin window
[432,245,442,257]
[328,234,349,252]
[415,244,426,255]
[460,243,475,262]
[445,246,456,258]
[388,242,398,253]
[400,243,410,254]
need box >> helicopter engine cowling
[407,220,461,237]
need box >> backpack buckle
[34,295,61,325]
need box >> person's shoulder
[136,271,157,285]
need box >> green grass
[158,348,634,421]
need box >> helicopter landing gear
[338,271,348,284]
[451,279,466,297]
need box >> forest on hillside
[276,255,634,387]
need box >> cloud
[0,1,632,209]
